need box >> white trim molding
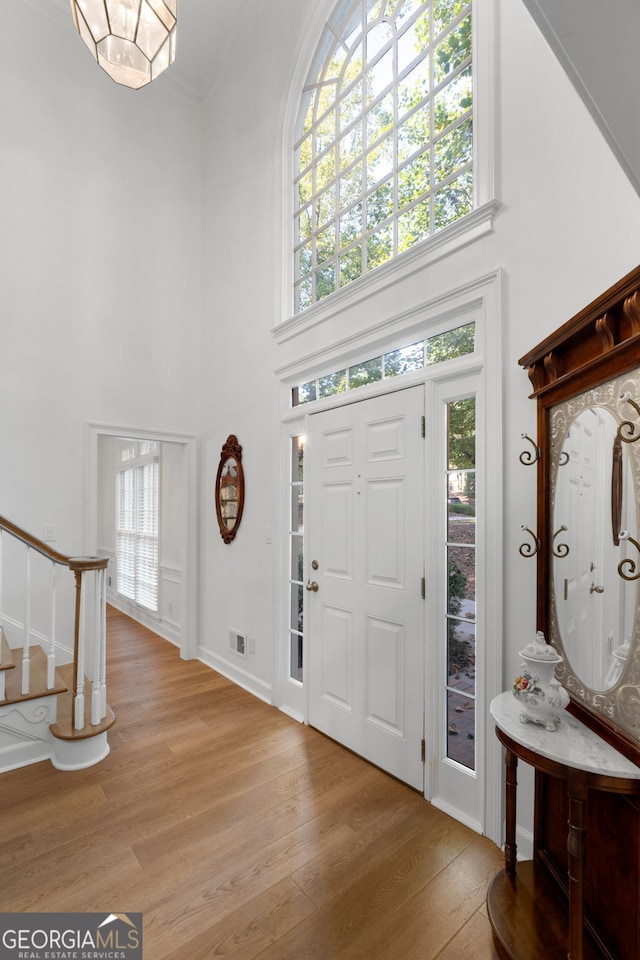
[278,0,499,329]
[275,270,504,842]
[86,423,199,660]
[274,201,501,345]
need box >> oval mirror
[215,435,244,544]
[549,378,640,704]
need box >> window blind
[116,458,159,612]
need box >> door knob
[590,583,604,594]
[305,579,319,592]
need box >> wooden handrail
[0,516,107,571]
[0,513,110,735]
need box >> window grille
[292,320,474,405]
[294,0,473,313]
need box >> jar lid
[519,630,562,662]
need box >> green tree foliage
[318,368,347,397]
[427,322,474,364]
[385,341,424,376]
[349,357,383,387]
[294,1,473,308]
[448,396,475,470]
[448,559,467,615]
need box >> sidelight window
[289,435,305,681]
[445,395,476,769]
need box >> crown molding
[20,0,69,26]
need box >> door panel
[320,605,353,709]
[322,483,353,578]
[367,479,405,586]
[307,386,424,790]
[365,616,405,734]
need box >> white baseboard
[430,797,483,836]
[197,647,272,705]
[515,825,534,861]
[278,704,304,723]
[107,594,180,646]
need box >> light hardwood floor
[1,607,502,959]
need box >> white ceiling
[24,0,257,100]
[520,0,640,198]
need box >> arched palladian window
[293,0,472,313]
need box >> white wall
[0,2,202,560]
[4,0,640,845]
[197,0,640,840]
[197,0,312,698]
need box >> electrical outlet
[43,524,56,542]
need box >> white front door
[306,386,425,790]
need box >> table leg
[567,773,588,960]
[505,747,518,877]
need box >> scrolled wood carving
[623,289,640,335]
[595,312,615,351]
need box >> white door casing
[306,386,425,790]
[276,272,503,842]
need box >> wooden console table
[487,692,640,960]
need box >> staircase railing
[0,515,109,730]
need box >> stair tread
[2,645,67,704]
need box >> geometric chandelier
[69,0,177,90]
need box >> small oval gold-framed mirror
[215,435,245,544]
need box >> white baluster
[91,569,102,724]
[0,529,3,664]
[91,681,101,725]
[74,571,86,730]
[99,567,107,719]
[21,547,31,695]
[0,536,5,692]
[47,563,57,689]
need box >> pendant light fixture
[69,0,177,90]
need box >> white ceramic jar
[513,631,570,731]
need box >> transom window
[292,320,474,405]
[294,0,473,313]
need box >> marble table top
[491,691,640,779]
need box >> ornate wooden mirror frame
[215,434,245,544]
[520,264,640,764]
